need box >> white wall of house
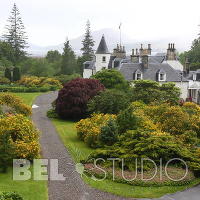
[95,54,111,72]
[83,69,93,78]
[174,82,189,100]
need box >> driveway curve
[32,92,200,200]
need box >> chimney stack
[136,48,138,55]
[141,55,149,68]
[184,57,190,74]
[148,44,152,55]
[166,43,176,60]
[132,49,135,56]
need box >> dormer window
[136,73,142,80]
[102,56,106,62]
[157,69,166,82]
[159,73,166,81]
[134,69,143,80]
[193,73,197,81]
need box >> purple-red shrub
[55,78,105,119]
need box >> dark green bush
[88,89,130,115]
[13,67,21,81]
[0,133,14,173]
[47,109,58,118]
[4,68,11,81]
[117,104,139,134]
[99,118,118,146]
[0,192,23,200]
[92,69,130,91]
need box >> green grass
[13,92,42,106]
[52,118,200,199]
[0,92,48,200]
[0,168,48,200]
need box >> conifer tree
[60,39,77,75]
[81,20,95,59]
[3,3,28,65]
[13,67,21,81]
[4,68,12,81]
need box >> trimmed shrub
[0,77,10,85]
[55,78,105,119]
[0,114,40,160]
[92,69,130,91]
[99,118,118,146]
[0,93,32,116]
[18,76,62,88]
[0,192,23,200]
[116,103,139,134]
[87,89,130,114]
[76,113,116,148]
[0,85,54,93]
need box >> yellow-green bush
[0,114,40,160]
[18,76,62,88]
[0,77,10,85]
[0,93,32,116]
[76,113,116,148]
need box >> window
[136,73,142,80]
[191,89,197,99]
[102,56,106,62]
[193,74,197,81]
[159,73,166,81]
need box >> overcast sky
[0,0,200,47]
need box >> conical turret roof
[96,35,110,54]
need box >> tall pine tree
[3,3,28,65]
[60,39,77,75]
[81,20,95,59]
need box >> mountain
[28,28,192,56]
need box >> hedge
[0,85,58,93]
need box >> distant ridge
[27,28,192,56]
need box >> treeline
[0,4,95,80]
[180,32,200,71]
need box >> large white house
[83,35,200,104]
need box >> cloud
[0,0,200,46]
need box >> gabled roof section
[96,35,110,54]
[135,69,142,74]
[157,69,166,74]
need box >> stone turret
[95,35,111,72]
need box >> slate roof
[119,62,188,82]
[96,35,110,54]
[83,61,95,69]
[108,56,116,69]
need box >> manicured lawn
[0,168,48,200]
[52,118,200,199]
[13,92,42,106]
[0,92,48,200]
